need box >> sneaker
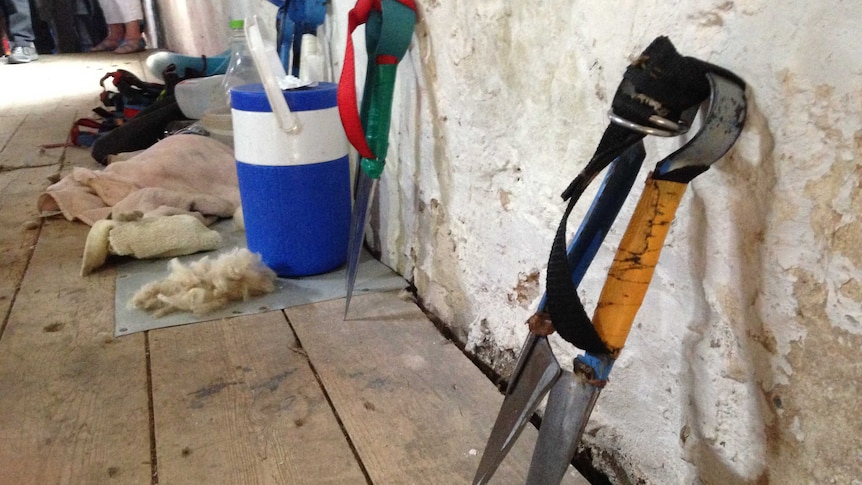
[8,44,39,64]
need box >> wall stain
[498,188,511,210]
[766,269,862,483]
[508,270,540,307]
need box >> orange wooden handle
[592,175,688,354]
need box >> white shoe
[8,44,39,64]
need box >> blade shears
[337,0,417,318]
[474,37,748,485]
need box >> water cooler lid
[231,82,337,113]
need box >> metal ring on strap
[607,110,691,137]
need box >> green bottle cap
[229,19,244,29]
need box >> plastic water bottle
[221,19,260,107]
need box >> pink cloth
[38,135,240,226]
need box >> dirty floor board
[0,53,589,484]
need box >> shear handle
[592,70,747,354]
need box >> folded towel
[81,213,223,276]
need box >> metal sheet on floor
[114,219,406,336]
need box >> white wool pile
[132,248,277,317]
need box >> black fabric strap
[545,36,717,354]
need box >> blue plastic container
[231,82,350,277]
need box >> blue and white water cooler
[231,82,350,277]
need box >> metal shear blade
[473,335,560,485]
[344,172,377,317]
[525,369,601,484]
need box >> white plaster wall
[155,0,278,55]
[325,1,861,483]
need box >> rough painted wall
[324,0,861,484]
[153,0,276,55]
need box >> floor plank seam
[0,142,65,339]
[0,220,43,340]
[145,331,160,485]
[281,310,375,485]
[409,290,511,392]
[0,162,59,173]
[0,118,23,153]
[411,290,604,483]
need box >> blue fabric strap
[276,0,327,75]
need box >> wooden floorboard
[0,165,51,332]
[0,218,152,485]
[0,109,79,170]
[0,54,153,484]
[150,311,367,485]
[287,292,587,485]
[0,116,21,152]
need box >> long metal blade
[525,371,601,485]
[344,171,378,318]
[525,355,611,485]
[472,143,646,484]
[473,336,561,485]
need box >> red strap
[41,118,104,149]
[377,54,398,64]
[76,118,104,129]
[337,0,416,159]
[337,0,378,159]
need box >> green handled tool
[337,0,416,318]
[474,37,747,484]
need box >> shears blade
[339,0,416,319]
[473,336,560,485]
[524,362,603,485]
[344,170,378,318]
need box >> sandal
[114,39,145,54]
[90,39,120,52]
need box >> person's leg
[76,0,106,51]
[111,0,142,53]
[91,22,121,51]
[0,13,9,56]
[5,0,38,63]
[91,0,123,51]
[112,20,142,53]
[121,18,138,42]
[6,0,36,46]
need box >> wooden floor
[0,53,589,484]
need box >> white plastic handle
[244,15,298,133]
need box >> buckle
[607,109,693,137]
